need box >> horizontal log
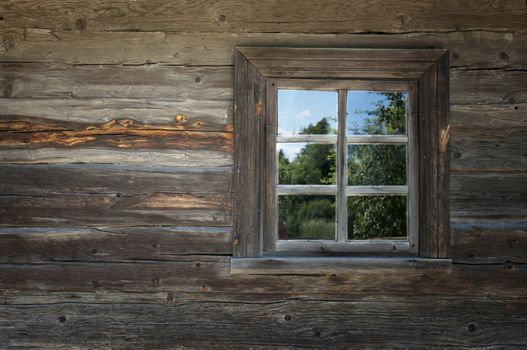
[450,173,527,221]
[0,192,232,226]
[0,29,522,69]
[450,69,527,105]
[0,99,232,131]
[231,257,450,275]
[450,103,527,129]
[0,63,233,100]
[0,148,232,167]
[0,296,526,349]
[0,68,523,133]
[0,116,232,151]
[0,226,232,262]
[0,164,231,196]
[1,1,526,33]
[451,222,527,264]
[450,127,527,173]
[0,258,525,297]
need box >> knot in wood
[75,18,88,31]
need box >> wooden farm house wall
[0,1,526,348]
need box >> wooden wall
[0,1,526,348]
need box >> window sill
[230,257,452,275]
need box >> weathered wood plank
[450,173,527,221]
[450,69,527,105]
[0,164,231,196]
[450,103,527,129]
[0,192,232,227]
[450,127,527,173]
[0,258,526,297]
[451,222,527,264]
[0,99,232,131]
[0,116,232,151]
[232,51,265,257]
[1,1,526,33]
[0,148,232,167]
[0,29,522,69]
[0,296,526,349]
[0,226,232,262]
[0,63,233,100]
[231,257,451,275]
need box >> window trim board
[233,47,450,259]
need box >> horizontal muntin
[277,135,408,144]
[276,185,408,196]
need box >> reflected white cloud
[278,143,306,162]
[278,90,337,136]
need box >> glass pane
[347,196,407,240]
[348,145,406,185]
[278,143,336,185]
[347,91,407,135]
[278,90,338,136]
[278,195,336,240]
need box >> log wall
[0,1,526,348]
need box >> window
[232,48,450,272]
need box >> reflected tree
[277,93,408,240]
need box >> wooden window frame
[233,47,449,263]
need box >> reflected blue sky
[277,89,407,160]
[347,91,408,135]
[278,90,338,136]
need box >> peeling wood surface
[0,99,233,131]
[0,116,233,151]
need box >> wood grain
[1,1,526,348]
[450,69,527,105]
[0,116,232,151]
[0,192,232,227]
[0,226,232,262]
[1,0,526,33]
[0,164,231,196]
[451,222,527,264]
[0,296,526,349]
[0,63,233,100]
[0,99,232,131]
[450,173,527,221]
[451,127,527,173]
[0,29,522,69]
[0,148,233,167]
[0,258,526,297]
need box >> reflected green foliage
[348,92,407,238]
[348,196,407,239]
[278,195,335,240]
[277,93,407,240]
[349,92,407,135]
[348,145,406,186]
[278,118,336,239]
[278,118,336,185]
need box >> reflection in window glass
[278,90,338,136]
[347,196,407,240]
[278,143,336,185]
[348,145,406,185]
[347,91,407,135]
[279,195,336,240]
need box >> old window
[232,48,450,273]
